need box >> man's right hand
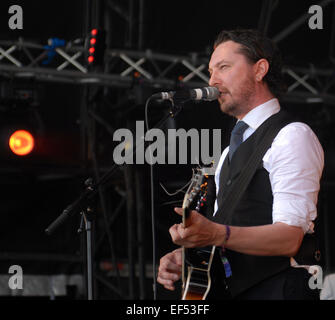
[157,248,182,291]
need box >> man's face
[208,40,257,118]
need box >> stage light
[87,28,106,66]
[9,129,35,156]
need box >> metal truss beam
[258,0,277,35]
[0,38,335,105]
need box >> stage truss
[0,38,334,106]
[1,0,335,300]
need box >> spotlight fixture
[9,129,35,156]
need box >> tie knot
[231,121,249,136]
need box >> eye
[219,64,227,70]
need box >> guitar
[181,167,231,300]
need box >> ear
[254,58,269,82]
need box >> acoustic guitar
[181,167,231,300]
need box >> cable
[144,96,158,300]
[144,97,182,300]
[159,180,191,196]
[161,199,183,207]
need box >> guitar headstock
[182,167,210,220]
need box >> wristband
[223,225,230,247]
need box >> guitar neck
[182,207,190,228]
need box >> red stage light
[87,29,105,66]
[9,130,34,156]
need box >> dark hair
[214,29,287,97]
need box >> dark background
[0,0,334,300]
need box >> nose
[209,70,219,87]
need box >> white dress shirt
[214,98,324,234]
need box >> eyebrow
[208,59,230,72]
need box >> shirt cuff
[272,198,317,234]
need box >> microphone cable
[144,94,185,299]
[144,96,158,300]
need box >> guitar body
[181,168,231,300]
[182,246,231,300]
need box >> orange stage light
[9,130,34,156]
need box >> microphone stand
[45,98,183,300]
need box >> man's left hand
[169,207,224,248]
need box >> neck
[236,87,275,120]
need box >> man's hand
[157,248,182,291]
[169,207,224,248]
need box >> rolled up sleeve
[263,122,324,233]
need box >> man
[157,29,324,300]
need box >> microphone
[151,86,220,103]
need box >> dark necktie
[228,120,249,161]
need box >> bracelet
[223,225,231,246]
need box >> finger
[175,222,191,239]
[169,224,182,242]
[165,284,175,291]
[174,251,183,266]
[159,257,182,274]
[157,277,175,291]
[158,270,180,282]
[157,270,180,290]
[174,207,183,216]
[169,224,178,236]
[164,263,182,273]
[170,224,188,245]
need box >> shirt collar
[240,98,280,130]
